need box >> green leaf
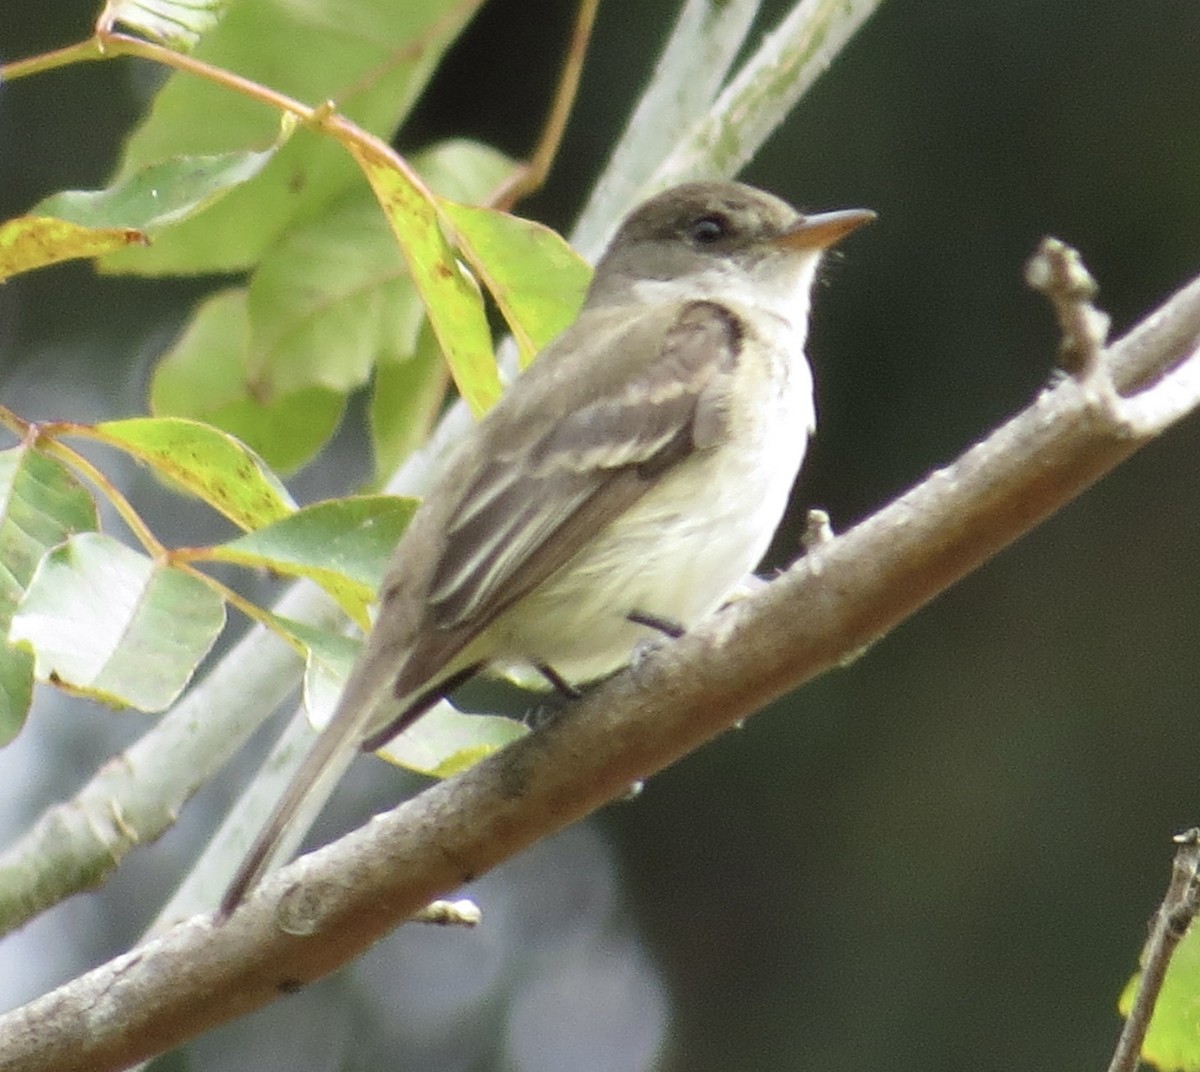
[441,200,592,364]
[299,629,527,779]
[0,216,146,282]
[102,0,228,50]
[410,138,519,204]
[149,288,346,474]
[241,139,519,401]
[9,534,226,712]
[0,644,32,748]
[103,0,486,275]
[0,447,99,743]
[35,143,280,234]
[377,701,527,778]
[246,192,425,396]
[353,148,500,417]
[299,625,361,732]
[209,496,418,625]
[369,321,448,486]
[1119,923,1200,1071]
[93,416,295,531]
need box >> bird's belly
[488,414,809,686]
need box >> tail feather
[215,674,457,920]
[217,714,362,920]
[216,583,487,919]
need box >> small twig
[412,898,482,927]
[1026,236,1111,379]
[1027,237,1200,438]
[1106,829,1200,1072]
[801,508,835,552]
[489,0,600,210]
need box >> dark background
[2,2,1199,1070]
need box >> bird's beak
[771,208,877,252]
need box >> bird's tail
[216,709,364,920]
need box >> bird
[218,179,874,918]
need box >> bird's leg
[534,662,583,700]
[626,609,686,638]
[524,664,586,731]
[530,614,684,731]
[359,663,481,753]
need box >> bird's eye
[689,215,728,244]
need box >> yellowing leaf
[440,200,591,365]
[10,534,225,712]
[351,148,501,417]
[0,217,146,282]
[93,417,295,531]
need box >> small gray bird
[219,180,874,917]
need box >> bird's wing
[421,298,743,639]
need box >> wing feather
[427,300,742,631]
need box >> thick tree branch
[2,260,1199,1072]
[0,582,340,935]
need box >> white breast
[489,307,815,686]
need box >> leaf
[149,288,346,474]
[0,646,32,749]
[299,631,527,779]
[299,625,360,732]
[136,138,517,474]
[441,200,592,364]
[377,700,527,778]
[100,0,228,50]
[272,572,528,780]
[410,138,519,204]
[34,143,280,234]
[242,140,518,401]
[352,148,501,417]
[245,192,426,396]
[0,447,98,743]
[209,496,418,626]
[0,216,146,282]
[93,416,295,531]
[9,534,226,712]
[103,0,486,275]
[1119,923,1200,1071]
[369,321,448,486]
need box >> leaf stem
[104,32,318,123]
[490,0,600,210]
[169,558,308,658]
[0,38,103,81]
[33,435,167,558]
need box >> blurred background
[2,1,1200,1070]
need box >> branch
[0,582,337,935]
[3,256,1199,1072]
[1107,830,1200,1072]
